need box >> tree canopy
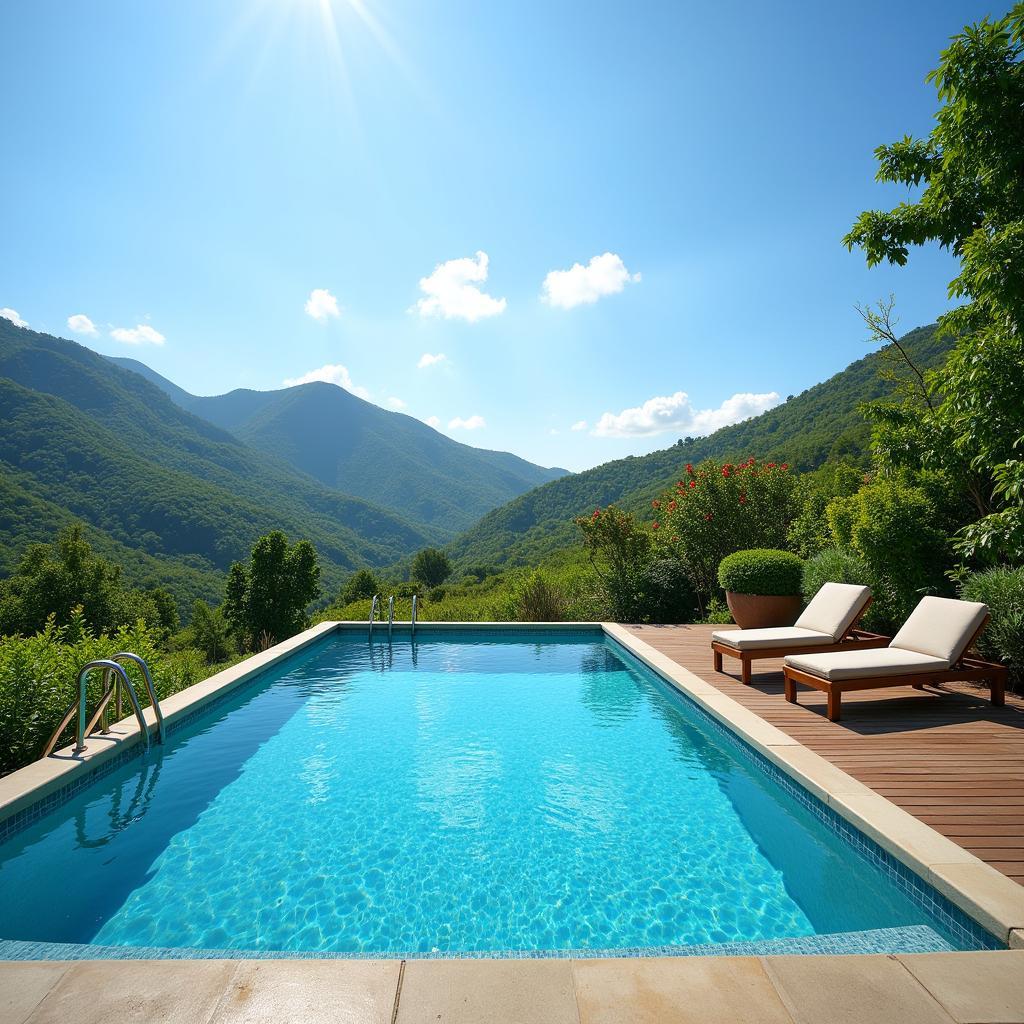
[844,4,1024,562]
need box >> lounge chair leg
[713,650,722,673]
[992,669,1007,707]
[826,689,841,722]
[741,657,751,685]
[784,674,796,704]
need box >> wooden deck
[624,623,1024,887]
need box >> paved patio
[3,951,1024,1023]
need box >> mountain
[447,324,953,569]
[0,322,437,608]
[108,357,568,536]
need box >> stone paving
[2,951,1024,1023]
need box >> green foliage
[717,549,804,597]
[826,480,949,628]
[448,325,952,570]
[501,570,569,622]
[338,568,381,604]
[960,565,1024,687]
[411,547,452,588]
[0,615,210,777]
[0,524,177,639]
[651,459,799,610]
[844,6,1024,562]
[801,549,885,632]
[181,600,235,664]
[223,531,321,649]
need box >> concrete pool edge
[0,619,1021,953]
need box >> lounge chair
[711,582,887,684]
[783,595,1007,721]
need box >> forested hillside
[447,325,952,568]
[109,357,567,535]
[0,323,436,607]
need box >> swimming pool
[0,628,1000,957]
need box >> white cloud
[542,252,640,309]
[570,420,588,432]
[425,415,441,429]
[110,324,165,345]
[1,307,28,328]
[417,351,446,368]
[304,288,341,322]
[282,363,370,400]
[593,391,780,438]
[414,251,506,322]
[386,396,406,410]
[448,414,486,431]
[67,313,97,336]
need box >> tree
[0,524,126,636]
[223,531,321,649]
[844,5,1024,562]
[411,548,452,588]
[338,568,381,605]
[187,600,234,664]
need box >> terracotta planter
[725,592,802,629]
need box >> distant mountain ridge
[108,356,567,535]
[447,324,953,569]
[0,323,437,608]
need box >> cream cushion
[794,582,872,641]
[712,626,833,651]
[784,648,947,681]
[890,596,988,666]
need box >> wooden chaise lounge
[711,582,888,685]
[783,595,1007,722]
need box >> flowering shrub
[574,505,696,622]
[648,459,799,613]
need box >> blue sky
[0,0,992,472]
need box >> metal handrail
[43,660,150,757]
[113,652,165,745]
[411,594,418,637]
[387,595,395,637]
[369,594,380,638]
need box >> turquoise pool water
[0,630,991,955]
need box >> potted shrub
[717,549,804,628]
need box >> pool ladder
[42,652,166,757]
[368,593,419,638]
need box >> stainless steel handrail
[43,660,150,757]
[387,595,395,637]
[411,594,418,637]
[42,654,164,757]
[369,594,380,638]
[113,652,165,745]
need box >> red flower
[652,499,660,509]
[652,521,660,530]
[592,509,601,519]
[781,463,789,471]
[667,500,677,512]
[704,513,713,522]
[671,534,678,542]
[739,493,747,504]
[689,480,697,489]
[766,462,776,469]
[722,467,731,477]
[685,463,694,476]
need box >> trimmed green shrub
[801,548,886,632]
[717,549,804,596]
[826,480,950,626]
[960,566,1024,689]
